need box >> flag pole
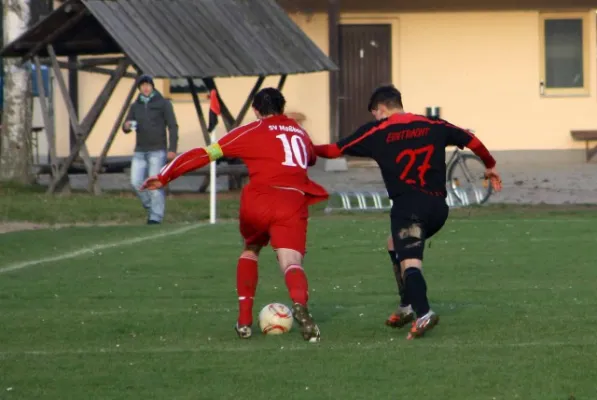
[209,128,216,225]
[207,89,221,225]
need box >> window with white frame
[539,12,590,96]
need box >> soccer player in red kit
[141,88,328,342]
[314,85,502,340]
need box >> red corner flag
[208,89,221,132]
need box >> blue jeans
[130,150,167,222]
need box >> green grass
[2,181,597,225]
[0,183,241,224]
[0,211,596,399]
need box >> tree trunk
[1,0,34,184]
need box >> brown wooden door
[339,24,392,140]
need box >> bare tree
[1,0,34,184]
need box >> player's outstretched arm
[313,143,342,159]
[314,120,381,160]
[464,137,502,192]
[444,122,502,192]
[140,144,221,190]
[141,122,255,190]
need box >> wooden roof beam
[19,8,88,65]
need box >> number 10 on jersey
[276,134,308,169]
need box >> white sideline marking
[0,340,595,358]
[0,224,208,275]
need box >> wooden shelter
[0,0,337,194]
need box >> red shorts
[239,186,310,255]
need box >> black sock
[397,274,409,307]
[403,267,430,317]
[388,251,409,307]
[388,250,398,266]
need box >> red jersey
[158,115,328,203]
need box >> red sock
[237,255,258,326]
[284,265,309,305]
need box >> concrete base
[324,157,348,172]
[487,149,591,165]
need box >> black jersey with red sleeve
[330,113,495,199]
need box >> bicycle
[445,146,493,205]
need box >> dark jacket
[123,90,178,153]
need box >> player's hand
[167,151,176,161]
[123,121,132,130]
[141,175,164,191]
[485,168,502,192]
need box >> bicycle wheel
[446,153,493,205]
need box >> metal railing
[323,186,483,214]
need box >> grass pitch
[1,209,596,399]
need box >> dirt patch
[0,221,133,235]
[0,222,51,234]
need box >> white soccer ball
[258,303,294,335]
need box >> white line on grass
[0,223,209,275]
[449,218,595,223]
[1,340,595,358]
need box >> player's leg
[401,200,449,339]
[392,221,436,340]
[276,249,309,306]
[234,243,263,339]
[391,199,448,339]
[275,247,320,343]
[269,192,320,342]
[385,235,414,328]
[235,204,270,339]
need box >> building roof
[0,0,337,78]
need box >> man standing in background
[122,75,179,224]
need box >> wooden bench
[34,156,132,175]
[571,130,597,162]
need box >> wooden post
[47,56,130,193]
[19,8,87,65]
[234,75,265,126]
[328,0,341,143]
[188,77,210,146]
[68,55,78,153]
[90,78,138,194]
[277,74,288,91]
[33,56,61,180]
[78,57,129,68]
[47,45,95,185]
[78,60,130,138]
[52,59,138,78]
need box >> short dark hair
[367,85,403,112]
[252,88,286,116]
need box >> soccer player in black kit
[315,86,502,339]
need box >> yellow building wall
[395,11,596,151]
[341,11,597,151]
[53,10,596,157]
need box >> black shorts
[390,193,449,262]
